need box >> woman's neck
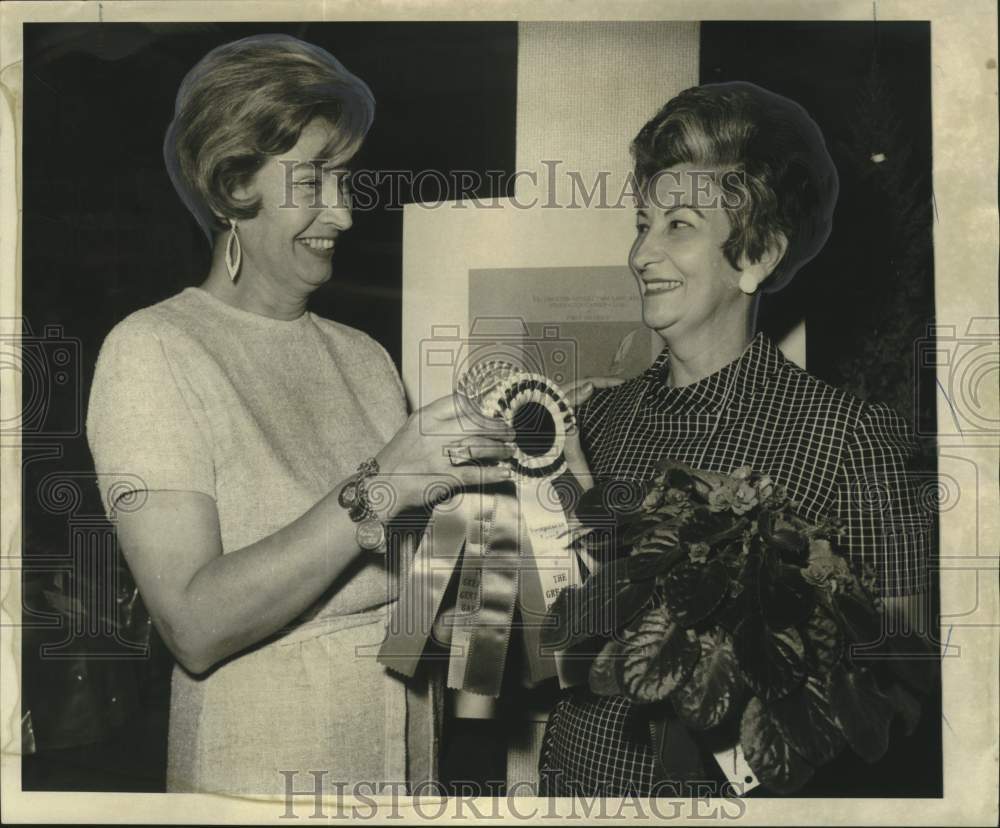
[661,310,757,388]
[202,241,308,321]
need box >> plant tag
[712,742,761,795]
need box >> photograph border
[1,1,997,824]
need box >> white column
[507,21,701,793]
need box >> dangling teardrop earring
[225,218,242,282]
[738,271,758,295]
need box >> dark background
[20,20,519,792]
[20,21,938,795]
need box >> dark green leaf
[827,666,893,763]
[678,506,739,544]
[575,481,618,526]
[672,627,743,730]
[801,600,844,672]
[835,589,883,647]
[589,638,626,696]
[758,508,774,540]
[600,479,648,516]
[656,461,699,492]
[541,558,656,650]
[741,696,816,794]
[625,550,684,582]
[623,518,658,547]
[770,674,845,766]
[735,615,806,703]
[762,566,816,629]
[552,636,603,687]
[715,585,751,635]
[886,644,939,695]
[662,559,729,627]
[859,633,939,695]
[621,606,701,703]
[626,515,682,548]
[580,581,655,647]
[735,555,807,701]
[651,714,706,780]
[717,538,747,570]
[625,552,664,581]
[705,516,751,546]
[769,529,809,564]
[885,682,922,737]
[541,583,576,650]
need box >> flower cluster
[544,459,934,794]
[698,465,778,514]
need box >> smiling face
[629,163,751,344]
[229,117,353,298]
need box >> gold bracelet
[337,458,387,553]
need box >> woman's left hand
[431,376,625,645]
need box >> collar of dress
[640,332,785,414]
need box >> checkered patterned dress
[539,334,932,796]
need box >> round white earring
[738,271,758,295]
[225,218,242,282]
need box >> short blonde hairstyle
[164,34,375,242]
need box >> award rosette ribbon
[378,361,584,696]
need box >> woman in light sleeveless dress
[87,34,515,796]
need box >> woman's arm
[115,485,372,675]
[107,394,514,675]
[836,402,935,640]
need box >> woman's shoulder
[766,347,865,418]
[575,373,644,440]
[91,291,230,395]
[306,312,379,346]
[307,314,399,368]
[306,314,405,407]
[98,290,210,348]
[764,345,914,449]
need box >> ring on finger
[446,444,473,466]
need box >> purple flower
[707,486,736,512]
[731,481,760,514]
[664,488,687,504]
[688,542,711,563]
[756,475,776,502]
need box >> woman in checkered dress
[539,82,932,796]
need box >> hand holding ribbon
[378,364,619,697]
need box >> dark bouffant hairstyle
[631,82,839,292]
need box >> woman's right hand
[374,392,516,517]
[111,390,511,675]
